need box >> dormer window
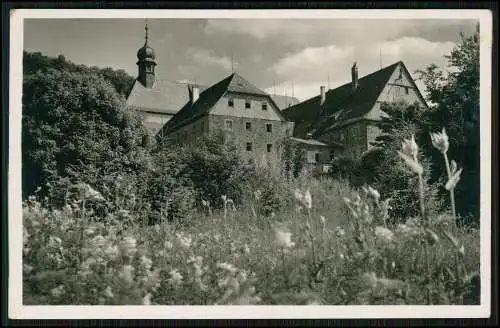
[262,103,268,110]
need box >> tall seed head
[430,127,449,154]
[401,134,419,159]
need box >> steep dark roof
[126,79,208,114]
[282,61,402,139]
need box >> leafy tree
[180,132,253,209]
[415,29,480,219]
[22,68,149,205]
[280,138,307,179]
[365,101,444,222]
[23,51,135,97]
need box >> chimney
[351,62,359,90]
[320,86,326,105]
[190,84,200,104]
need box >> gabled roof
[271,94,301,110]
[282,61,404,139]
[226,72,269,96]
[126,79,208,114]
[158,72,288,136]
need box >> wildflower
[84,228,95,236]
[217,262,238,275]
[81,183,106,202]
[23,264,33,275]
[254,190,262,201]
[119,236,137,257]
[104,244,119,261]
[294,189,304,202]
[374,226,395,243]
[139,255,153,272]
[274,228,295,249]
[117,209,130,219]
[176,233,192,248]
[425,228,440,245]
[303,189,312,209]
[23,227,30,245]
[430,127,449,154]
[142,293,153,305]
[201,199,210,207]
[48,236,62,247]
[320,215,326,225]
[401,134,419,159]
[243,243,250,254]
[397,150,424,175]
[363,186,380,204]
[167,269,183,286]
[103,286,114,298]
[459,244,465,256]
[335,226,346,237]
[50,285,65,298]
[448,160,458,176]
[92,235,107,248]
[445,167,463,191]
[118,265,135,286]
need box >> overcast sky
[24,18,477,101]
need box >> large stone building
[282,61,429,159]
[157,72,295,161]
[125,24,299,136]
[126,24,428,170]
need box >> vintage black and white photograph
[8,9,492,319]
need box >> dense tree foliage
[23,51,135,97]
[415,31,480,220]
[22,68,150,205]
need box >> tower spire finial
[145,19,149,44]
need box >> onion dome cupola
[136,22,157,88]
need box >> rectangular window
[262,103,268,110]
[245,122,252,131]
[225,119,233,131]
[245,101,251,109]
[405,86,409,94]
[201,121,205,131]
[267,144,273,153]
[228,99,234,107]
[315,153,320,162]
[266,123,273,133]
[246,142,253,151]
[329,151,335,161]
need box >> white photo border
[8,9,493,320]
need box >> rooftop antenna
[231,53,234,73]
[379,48,382,69]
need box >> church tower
[136,23,157,88]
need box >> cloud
[188,48,234,71]
[268,37,457,100]
[270,44,354,81]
